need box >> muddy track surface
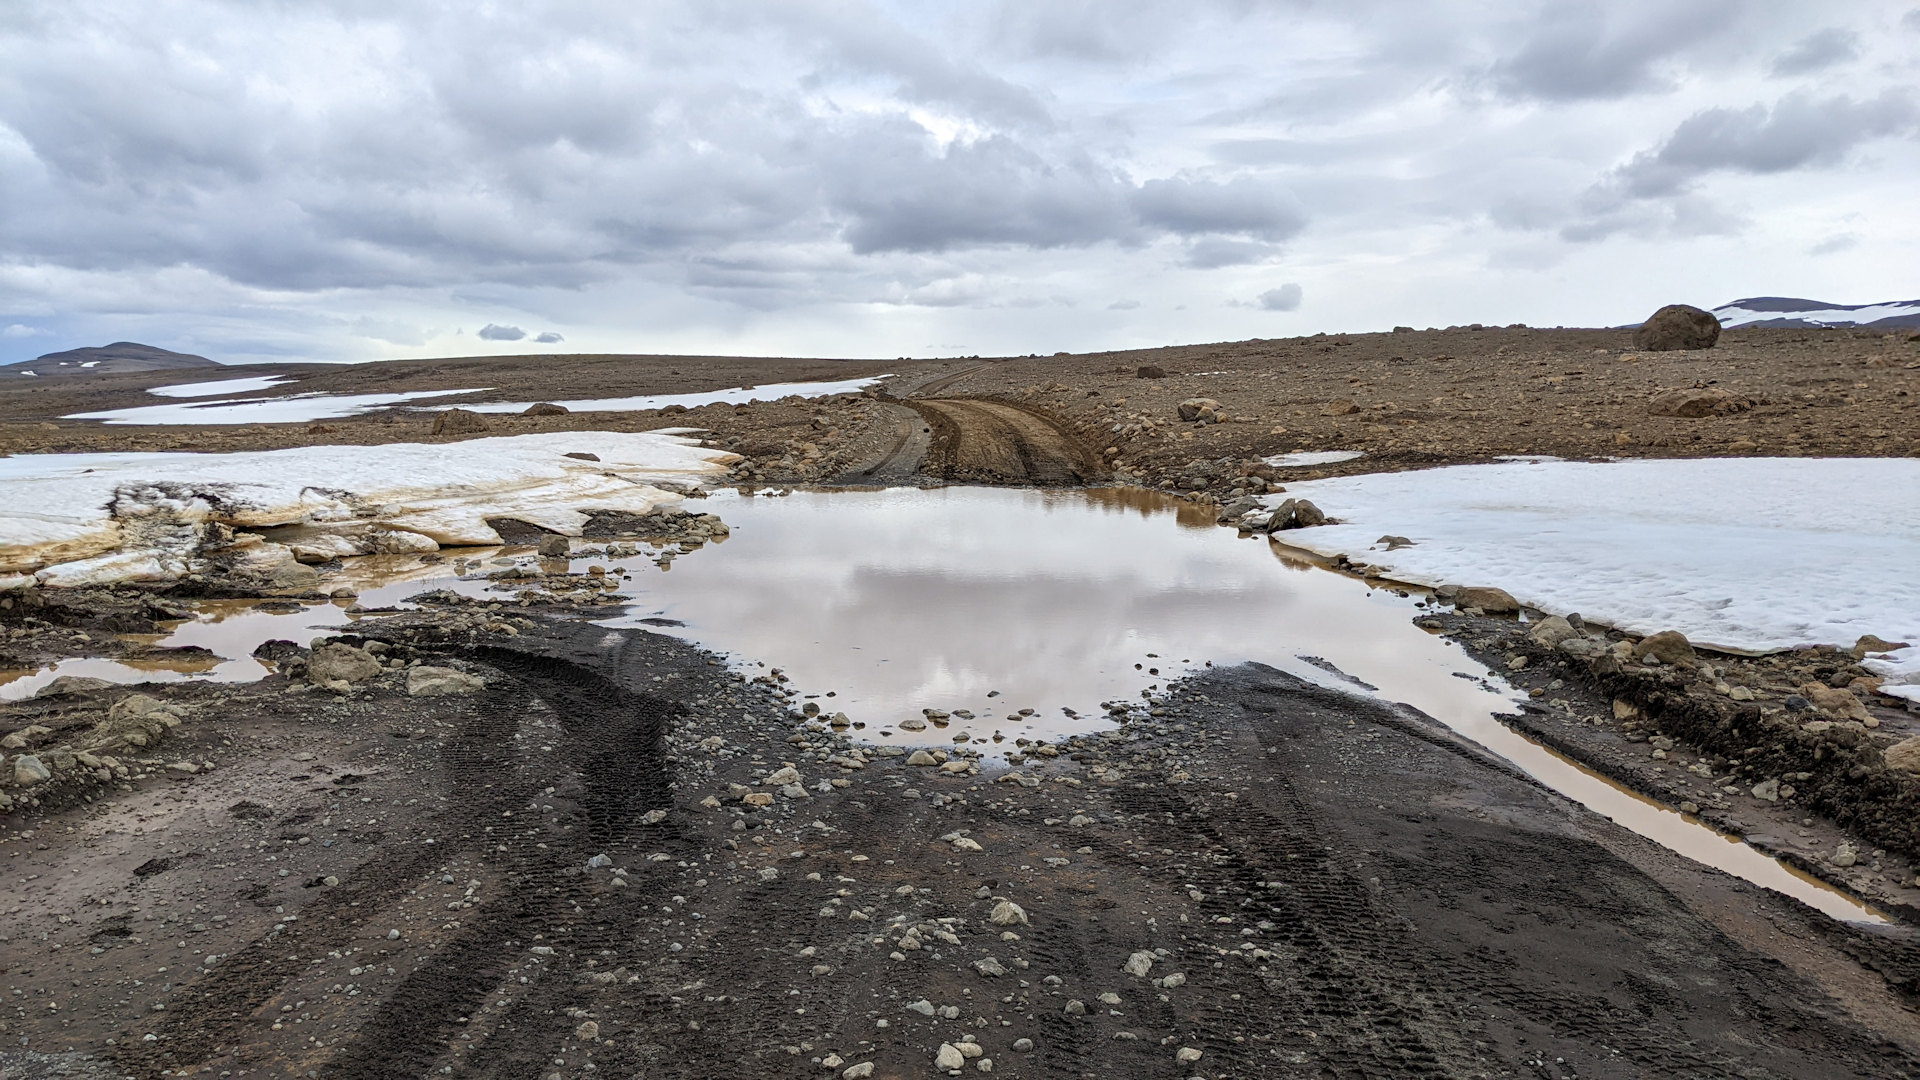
[909,398,1107,486]
[3,615,1918,1080]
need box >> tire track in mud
[909,398,1106,486]
[103,646,685,1080]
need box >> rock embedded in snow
[0,431,735,587]
[523,402,570,416]
[1633,304,1721,351]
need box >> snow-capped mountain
[1712,297,1920,330]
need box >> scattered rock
[11,754,51,786]
[936,1043,966,1070]
[33,676,114,698]
[536,534,571,558]
[1647,387,1753,418]
[1320,398,1360,416]
[1375,535,1415,550]
[988,900,1028,926]
[406,666,486,697]
[1177,398,1223,423]
[842,1064,874,1080]
[1853,634,1911,659]
[1121,950,1155,977]
[1633,630,1696,667]
[1633,304,1721,352]
[1883,736,1920,774]
[431,408,491,436]
[1176,1046,1204,1064]
[307,642,383,688]
[1750,779,1779,803]
[1135,365,1166,379]
[1525,615,1579,648]
[523,402,570,416]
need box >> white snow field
[0,431,737,587]
[67,375,889,425]
[1270,457,1920,653]
[1262,449,1365,468]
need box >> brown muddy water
[0,485,1883,923]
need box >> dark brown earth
[3,614,1918,1080]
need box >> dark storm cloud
[1257,284,1303,311]
[1769,28,1861,76]
[477,324,526,341]
[1612,91,1918,198]
[1485,1,1738,101]
[1131,178,1306,242]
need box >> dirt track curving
[910,398,1106,486]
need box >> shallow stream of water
[0,485,1882,923]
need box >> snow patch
[66,387,492,425]
[1270,458,1920,652]
[148,375,296,398]
[68,375,888,425]
[1714,300,1920,329]
[1263,450,1365,468]
[455,375,890,415]
[0,431,737,586]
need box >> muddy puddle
[0,485,1883,923]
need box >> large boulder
[523,402,570,416]
[1647,387,1752,418]
[1176,398,1222,423]
[1633,630,1696,666]
[1452,586,1519,614]
[431,408,491,436]
[1633,305,1720,352]
[1135,365,1166,379]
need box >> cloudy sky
[2,1,1917,365]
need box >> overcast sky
[3,1,1917,365]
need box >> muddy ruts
[103,647,683,1079]
[908,397,1106,485]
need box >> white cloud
[2,324,43,339]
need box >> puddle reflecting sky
[0,485,1882,922]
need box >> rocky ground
[3,613,1918,1079]
[4,325,1915,493]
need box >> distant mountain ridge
[1712,297,1920,330]
[8,342,221,376]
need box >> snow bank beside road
[1271,457,1920,653]
[0,431,737,587]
